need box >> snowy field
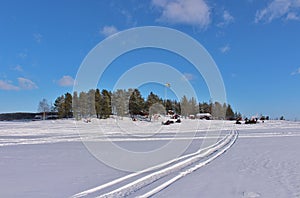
[0,119,300,197]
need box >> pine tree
[199,102,211,114]
[129,89,145,116]
[87,89,96,117]
[174,100,181,115]
[101,89,111,118]
[64,92,73,118]
[145,92,162,112]
[225,104,235,120]
[164,99,173,112]
[95,89,101,118]
[54,95,65,118]
[73,91,80,120]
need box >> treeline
[0,113,37,121]
[48,88,238,120]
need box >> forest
[38,88,239,120]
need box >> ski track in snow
[138,131,238,198]
[71,133,231,198]
[72,130,238,198]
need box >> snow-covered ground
[0,119,300,197]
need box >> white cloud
[255,0,300,23]
[18,52,27,59]
[291,67,300,75]
[33,33,43,43]
[286,12,300,20]
[0,77,38,91]
[218,10,235,27]
[220,44,231,53]
[18,77,38,90]
[57,75,74,87]
[12,65,23,72]
[100,25,119,37]
[183,73,195,81]
[223,10,234,23]
[0,80,19,91]
[152,0,211,28]
[121,9,137,26]
[152,0,168,7]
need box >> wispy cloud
[0,77,38,91]
[286,12,300,20]
[33,33,43,43]
[291,67,300,75]
[100,25,119,37]
[220,44,231,53]
[57,75,75,87]
[121,9,137,26]
[0,80,19,91]
[18,52,27,59]
[182,72,195,81]
[255,0,300,23]
[152,0,211,29]
[18,77,38,90]
[217,10,235,27]
[12,65,23,72]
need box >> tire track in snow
[72,131,238,198]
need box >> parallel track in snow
[72,130,238,198]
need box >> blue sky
[0,0,300,120]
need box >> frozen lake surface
[0,119,300,197]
